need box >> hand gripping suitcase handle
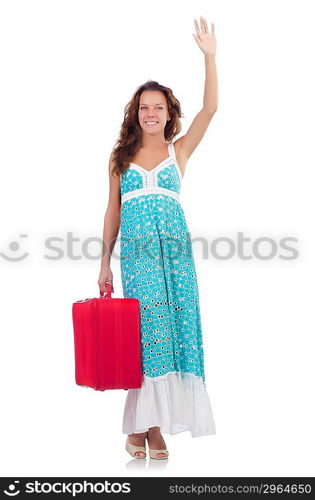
[100,281,113,298]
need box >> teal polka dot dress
[120,142,216,437]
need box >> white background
[1,0,314,477]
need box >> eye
[140,106,164,110]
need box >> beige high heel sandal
[146,434,169,460]
[148,448,169,460]
[125,435,147,459]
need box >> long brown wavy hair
[111,80,184,178]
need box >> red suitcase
[72,282,142,391]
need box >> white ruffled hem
[122,371,216,438]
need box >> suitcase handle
[100,281,113,299]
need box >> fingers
[195,16,214,37]
[194,18,201,37]
[202,16,209,34]
[97,280,113,291]
[98,280,113,290]
[106,281,114,291]
[200,15,206,35]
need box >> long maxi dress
[119,141,216,437]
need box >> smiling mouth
[145,121,159,125]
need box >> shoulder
[108,150,121,181]
[109,150,115,166]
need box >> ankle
[148,427,161,435]
[128,432,147,445]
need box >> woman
[98,16,218,460]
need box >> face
[138,90,170,135]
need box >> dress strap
[168,141,176,159]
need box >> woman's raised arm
[175,16,218,164]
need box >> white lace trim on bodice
[121,186,180,203]
[121,142,182,204]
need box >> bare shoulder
[108,150,121,194]
[173,136,188,178]
[108,150,119,178]
[108,150,115,170]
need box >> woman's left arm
[176,16,218,161]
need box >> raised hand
[192,16,216,57]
